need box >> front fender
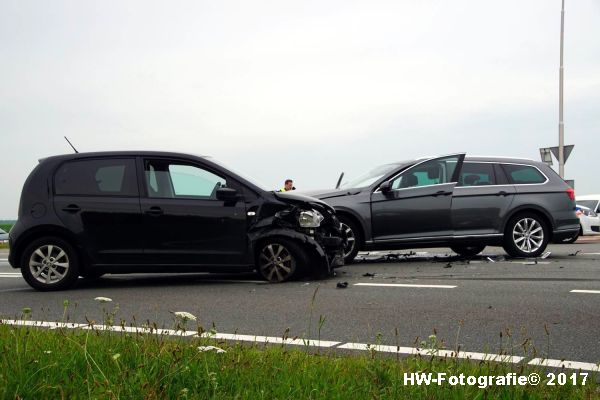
[248,227,329,272]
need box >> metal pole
[558,0,565,178]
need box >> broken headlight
[298,209,324,228]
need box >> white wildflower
[94,297,113,303]
[198,346,226,354]
[174,311,196,321]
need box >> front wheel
[20,237,80,291]
[256,238,307,282]
[502,213,549,258]
[450,245,486,257]
[338,216,362,264]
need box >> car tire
[256,238,308,282]
[20,236,80,291]
[502,213,549,258]
[338,216,362,264]
[450,245,486,257]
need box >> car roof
[396,155,540,165]
[40,151,208,163]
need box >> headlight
[299,210,324,228]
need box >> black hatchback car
[306,154,579,262]
[8,152,344,291]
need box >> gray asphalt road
[1,240,599,364]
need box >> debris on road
[569,250,581,256]
[444,263,452,269]
[197,346,226,354]
[540,251,552,259]
[362,273,376,277]
[336,282,348,289]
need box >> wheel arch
[503,207,554,240]
[11,225,89,271]
[334,209,366,247]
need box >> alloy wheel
[512,218,544,254]
[29,244,70,285]
[340,222,356,259]
[258,243,295,282]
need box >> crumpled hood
[273,191,335,213]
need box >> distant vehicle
[576,194,600,215]
[305,154,579,262]
[8,151,344,291]
[563,205,600,243]
[0,228,8,242]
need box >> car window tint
[144,160,226,199]
[55,159,138,196]
[458,163,496,187]
[391,155,460,189]
[501,164,546,184]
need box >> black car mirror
[216,187,238,201]
[380,181,392,193]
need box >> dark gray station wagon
[306,154,579,262]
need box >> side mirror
[379,181,392,193]
[216,187,238,201]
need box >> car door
[370,154,464,241]
[53,157,144,265]
[139,158,247,266]
[451,162,516,236]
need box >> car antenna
[64,136,79,153]
[335,172,345,189]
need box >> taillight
[566,187,575,201]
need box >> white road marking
[570,290,600,294]
[580,252,600,255]
[528,358,600,372]
[338,343,523,363]
[3,319,598,369]
[354,283,457,289]
[0,273,21,278]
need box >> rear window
[55,158,138,196]
[501,164,547,185]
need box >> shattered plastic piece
[486,257,496,263]
[540,251,551,259]
[524,260,538,265]
[444,263,452,269]
[197,346,226,354]
[569,250,581,256]
[362,273,376,277]
[336,282,348,289]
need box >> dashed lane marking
[570,289,600,294]
[4,319,598,371]
[354,283,457,289]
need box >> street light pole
[558,0,565,178]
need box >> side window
[144,160,227,199]
[391,155,460,190]
[458,163,496,187]
[55,158,138,196]
[501,164,546,185]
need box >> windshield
[342,163,402,189]
[577,200,598,211]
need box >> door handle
[61,204,81,213]
[145,206,164,216]
[496,191,508,196]
[433,190,451,197]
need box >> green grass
[0,323,596,399]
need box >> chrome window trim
[373,153,463,194]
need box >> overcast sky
[1,0,599,218]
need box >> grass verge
[0,323,597,399]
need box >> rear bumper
[552,228,581,243]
